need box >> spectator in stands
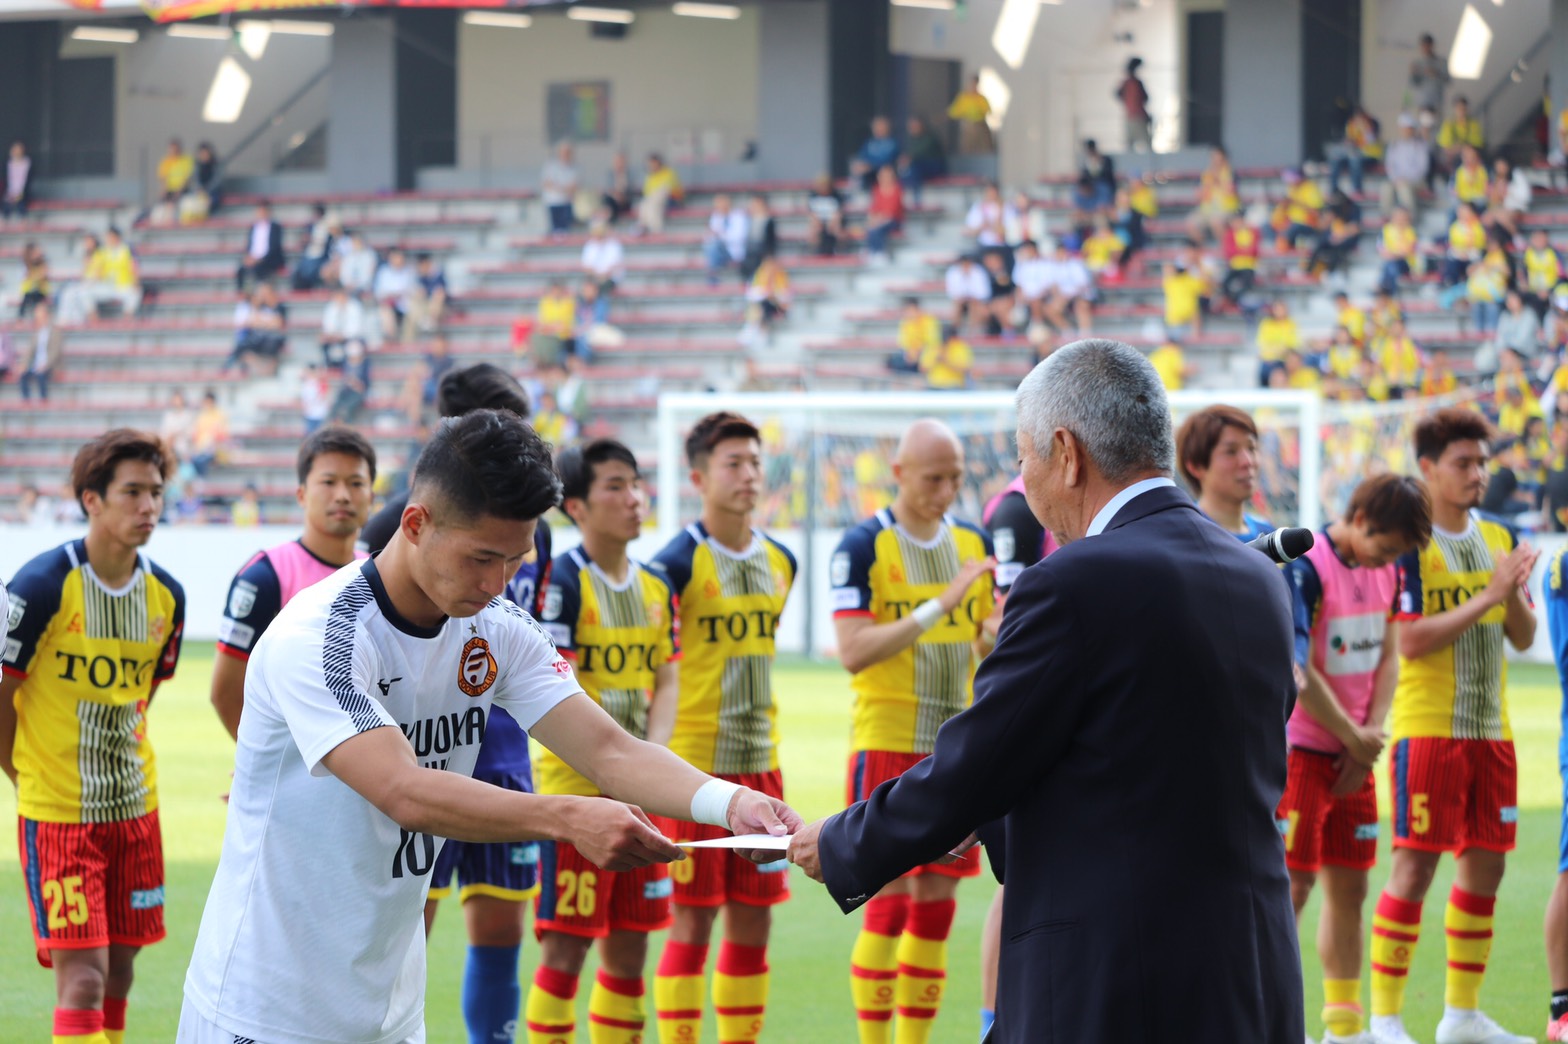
[949,74,994,154]
[1381,115,1430,216]
[980,249,1017,334]
[58,228,140,324]
[702,194,748,283]
[398,333,455,427]
[1270,168,1324,250]
[1481,437,1534,518]
[1438,95,1484,171]
[636,152,683,234]
[193,141,222,216]
[1068,175,1102,244]
[1190,146,1239,243]
[1333,290,1368,348]
[740,254,792,352]
[1482,155,1532,241]
[531,389,576,447]
[300,363,331,435]
[1305,189,1362,281]
[850,116,901,191]
[2,140,31,220]
[157,138,194,209]
[806,173,846,256]
[1376,317,1423,397]
[407,253,449,335]
[1163,247,1209,340]
[863,165,905,264]
[740,194,778,284]
[1221,211,1261,307]
[1421,348,1459,397]
[574,280,608,361]
[1081,139,1116,207]
[1042,240,1094,338]
[1148,336,1193,391]
[541,141,580,236]
[1442,202,1488,287]
[18,241,50,317]
[190,390,231,478]
[580,219,623,324]
[292,204,338,290]
[223,282,289,375]
[1328,105,1379,196]
[1540,422,1568,530]
[320,286,370,368]
[1282,349,1320,391]
[1117,57,1153,152]
[889,296,941,374]
[1451,144,1490,213]
[1080,215,1124,280]
[531,281,576,369]
[1524,229,1562,318]
[921,324,973,389]
[602,152,633,224]
[1379,206,1420,292]
[1011,240,1051,332]
[946,254,991,333]
[1324,324,1363,386]
[329,340,372,423]
[160,389,196,467]
[902,117,946,198]
[236,203,285,291]
[17,300,61,401]
[1007,189,1047,247]
[9,485,50,525]
[338,230,378,295]
[1498,289,1543,357]
[1467,245,1511,336]
[373,247,418,340]
[231,484,261,527]
[965,182,1014,257]
[1370,287,1404,343]
[1256,299,1301,386]
[1112,182,1150,274]
[1410,32,1450,114]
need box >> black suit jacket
[248,221,285,272]
[819,484,1303,1043]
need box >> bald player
[831,419,998,1044]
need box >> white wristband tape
[691,778,744,828]
[911,598,946,632]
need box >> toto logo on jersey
[457,637,498,697]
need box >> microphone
[1247,527,1315,565]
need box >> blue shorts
[428,770,541,902]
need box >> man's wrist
[911,598,946,631]
[692,778,744,828]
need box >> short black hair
[436,363,532,420]
[685,411,761,470]
[410,409,561,524]
[557,439,639,502]
[297,424,377,485]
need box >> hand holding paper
[677,833,792,851]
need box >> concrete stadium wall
[456,8,762,190]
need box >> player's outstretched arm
[321,723,685,871]
[532,691,805,850]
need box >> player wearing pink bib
[1278,475,1432,1044]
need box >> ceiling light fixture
[463,10,534,27]
[567,6,636,24]
[673,2,742,18]
[238,18,334,36]
[70,26,140,44]
[168,24,233,41]
[203,56,252,123]
[890,0,957,9]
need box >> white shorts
[178,996,426,1044]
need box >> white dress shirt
[1085,476,1177,537]
[581,238,625,281]
[946,262,991,302]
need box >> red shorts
[651,771,791,908]
[1391,737,1518,853]
[848,750,981,879]
[18,810,166,968]
[535,839,673,939]
[1276,748,1379,873]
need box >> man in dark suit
[236,201,285,291]
[789,338,1305,1043]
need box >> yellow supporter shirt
[947,91,991,123]
[1327,344,1362,380]
[650,522,796,774]
[920,338,972,390]
[1379,337,1422,387]
[537,294,576,337]
[643,166,683,201]
[535,549,679,797]
[1256,316,1301,363]
[830,510,995,754]
[158,153,194,195]
[1392,516,1516,741]
[1163,270,1206,327]
[1228,225,1260,271]
[1526,248,1562,296]
[3,540,186,823]
[101,244,137,289]
[1149,343,1186,390]
[1338,305,1368,346]
[1420,369,1458,397]
[1287,367,1321,391]
[1129,182,1158,218]
[1449,219,1487,256]
[1382,224,1417,261]
[897,314,941,360]
[1286,181,1325,227]
[1438,118,1485,151]
[1201,165,1238,212]
[1082,231,1124,272]
[1453,164,1490,203]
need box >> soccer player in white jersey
[177,409,801,1044]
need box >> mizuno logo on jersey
[377,677,402,696]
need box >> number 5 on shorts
[1410,794,1430,835]
[43,876,89,930]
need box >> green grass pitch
[1,647,1563,1042]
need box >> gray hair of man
[1015,338,1176,482]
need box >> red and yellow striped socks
[655,940,707,1044]
[589,970,647,1044]
[51,1008,108,1044]
[102,998,126,1044]
[1322,978,1364,1038]
[526,965,579,1044]
[895,899,956,1044]
[1445,886,1496,1010]
[712,941,769,1044]
[1371,892,1422,1018]
[851,894,909,1044]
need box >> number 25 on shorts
[1409,793,1430,835]
[42,876,89,930]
